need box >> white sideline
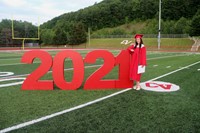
[0,65,102,80]
[0,60,200,133]
[0,53,190,67]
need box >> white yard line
[0,53,192,80]
[0,62,40,67]
[146,53,191,61]
[1,60,200,133]
[0,65,102,80]
[166,66,171,68]
[148,61,200,81]
[0,58,21,61]
[0,53,190,67]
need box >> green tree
[68,22,87,45]
[189,14,200,36]
[162,20,176,34]
[189,10,200,36]
[174,17,190,34]
[41,0,200,33]
[53,27,67,45]
[111,28,126,35]
[41,29,55,44]
[0,19,38,45]
[52,21,72,45]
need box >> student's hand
[130,49,134,52]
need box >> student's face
[136,38,141,44]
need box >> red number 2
[84,50,115,89]
[84,50,133,90]
[21,50,53,90]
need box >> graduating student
[127,34,147,90]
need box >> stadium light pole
[88,27,91,47]
[158,0,162,50]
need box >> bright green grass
[87,38,194,50]
[9,54,200,133]
[0,52,200,132]
[0,51,200,132]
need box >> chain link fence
[90,34,189,39]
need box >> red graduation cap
[134,34,143,38]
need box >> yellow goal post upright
[12,16,40,50]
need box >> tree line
[0,0,199,46]
[41,0,200,45]
[0,19,38,46]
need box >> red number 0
[53,50,84,90]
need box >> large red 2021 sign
[21,50,133,90]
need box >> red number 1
[115,50,133,88]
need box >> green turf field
[0,49,200,132]
[39,38,194,51]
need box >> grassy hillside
[88,38,193,50]
[91,20,147,36]
[57,38,194,52]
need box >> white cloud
[0,0,103,24]
[1,0,28,7]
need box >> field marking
[0,51,118,67]
[147,53,192,61]
[0,53,193,80]
[0,53,191,67]
[166,66,171,68]
[0,72,14,77]
[0,65,103,80]
[0,58,21,61]
[1,60,200,133]
[0,78,25,88]
[148,60,200,81]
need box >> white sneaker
[136,86,141,90]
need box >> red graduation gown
[127,44,147,81]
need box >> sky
[0,0,103,25]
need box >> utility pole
[158,0,161,50]
[88,27,90,48]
